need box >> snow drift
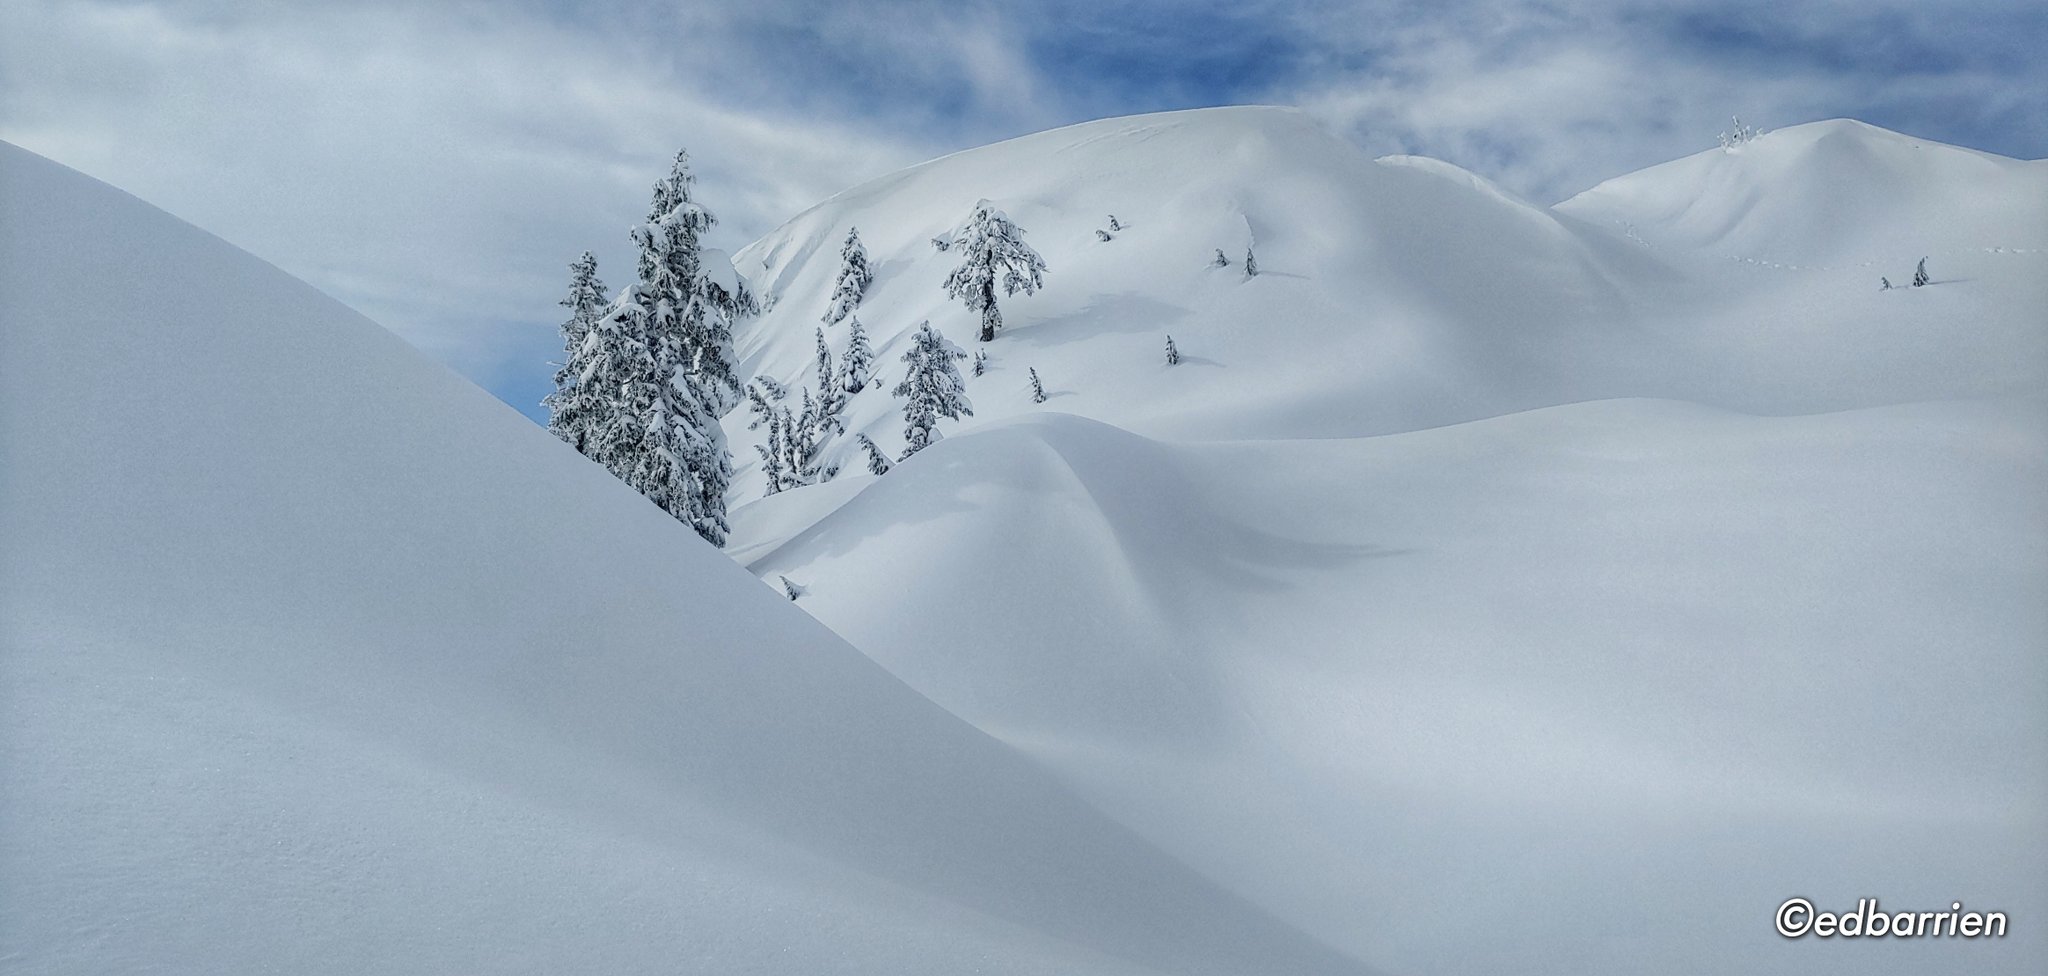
[729,108,2048,975]
[0,139,1372,975]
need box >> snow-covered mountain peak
[1559,117,2048,261]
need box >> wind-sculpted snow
[730,108,2047,491]
[0,140,1375,975]
[732,109,2048,975]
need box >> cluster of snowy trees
[552,186,1193,519]
[543,150,753,546]
[748,316,873,494]
[1719,116,1760,151]
[747,200,1050,488]
[747,228,886,494]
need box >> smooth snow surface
[731,108,2047,975]
[0,139,1371,976]
[6,102,2045,976]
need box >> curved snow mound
[1558,118,2048,263]
[0,140,1371,976]
[739,398,2048,976]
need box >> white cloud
[1272,0,2045,204]
[0,0,929,398]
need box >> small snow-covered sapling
[1212,249,1230,268]
[1028,367,1047,403]
[857,434,892,475]
[1912,257,1929,287]
[1165,334,1179,366]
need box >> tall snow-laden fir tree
[942,200,1048,342]
[1244,247,1259,277]
[812,328,848,435]
[543,251,610,451]
[893,321,973,459]
[1165,334,1179,366]
[567,289,729,545]
[839,316,876,393]
[1028,367,1047,403]
[1913,257,1930,287]
[823,227,872,326]
[597,147,757,546]
[634,149,749,418]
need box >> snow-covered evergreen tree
[1095,229,1112,242]
[597,148,746,545]
[812,328,848,433]
[1881,276,1893,291]
[1913,257,1930,287]
[1108,214,1122,231]
[1028,367,1047,403]
[744,376,788,430]
[754,407,789,494]
[1165,334,1179,366]
[571,290,729,545]
[543,251,609,451]
[942,200,1048,342]
[632,149,748,417]
[779,575,803,600]
[822,227,872,326]
[838,316,876,393]
[858,433,893,475]
[1244,247,1259,277]
[972,348,988,377]
[788,390,826,484]
[893,321,973,459]
[1213,248,1230,268]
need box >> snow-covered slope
[727,108,2047,491]
[727,109,2048,975]
[1558,118,2048,266]
[0,140,1373,975]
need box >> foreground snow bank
[0,140,1369,976]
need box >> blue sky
[4,0,2042,421]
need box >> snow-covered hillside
[728,108,2048,975]
[727,107,2047,484]
[0,140,1373,975]
[7,99,2043,976]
